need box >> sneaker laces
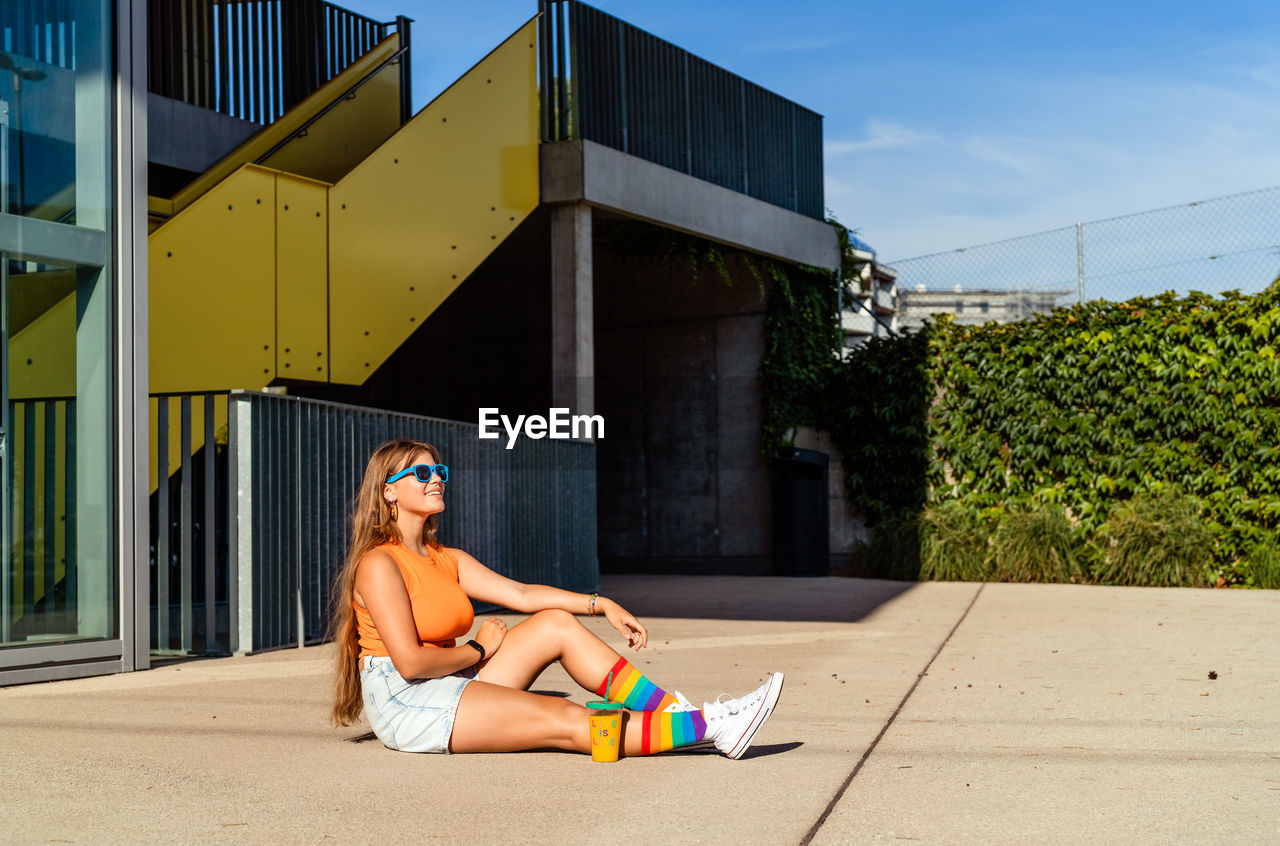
[703,693,740,718]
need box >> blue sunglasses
[385,463,449,484]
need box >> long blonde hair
[328,438,443,726]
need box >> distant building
[840,235,899,352]
[897,285,1070,331]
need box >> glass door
[0,0,124,678]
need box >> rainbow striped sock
[597,657,678,713]
[638,709,709,755]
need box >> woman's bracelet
[588,592,599,616]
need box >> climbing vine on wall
[758,258,841,454]
[595,216,845,460]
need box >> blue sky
[359,1,1280,262]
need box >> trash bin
[771,447,830,576]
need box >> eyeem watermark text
[478,407,605,449]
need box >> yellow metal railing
[148,33,404,231]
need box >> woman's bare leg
[450,680,648,756]
[476,609,625,693]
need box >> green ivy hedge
[827,282,1280,585]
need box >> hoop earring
[388,500,398,522]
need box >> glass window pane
[1,0,110,226]
[0,0,116,652]
[2,255,116,648]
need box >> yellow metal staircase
[125,20,538,483]
[147,19,540,395]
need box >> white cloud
[955,135,1042,176]
[1243,65,1280,88]
[825,119,932,156]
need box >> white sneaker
[664,690,715,750]
[701,673,784,759]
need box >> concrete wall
[148,94,260,175]
[593,224,773,574]
[287,209,554,421]
[147,93,261,196]
[542,140,839,271]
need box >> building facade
[840,239,899,351]
[1,0,149,684]
[1,0,839,685]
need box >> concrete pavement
[2,576,1277,845]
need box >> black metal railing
[150,392,231,654]
[539,0,824,219]
[147,0,410,125]
[229,392,598,653]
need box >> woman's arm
[453,547,648,649]
[355,549,506,678]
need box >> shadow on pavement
[741,741,804,759]
[599,574,917,624]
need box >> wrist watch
[464,639,485,663]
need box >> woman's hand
[599,597,647,651]
[474,617,508,658]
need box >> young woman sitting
[329,438,784,758]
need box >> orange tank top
[355,542,475,659]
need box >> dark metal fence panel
[147,0,216,110]
[232,392,598,653]
[293,399,380,646]
[149,392,230,655]
[688,55,745,194]
[566,2,615,150]
[620,22,685,173]
[147,0,394,125]
[793,107,825,224]
[541,0,570,142]
[248,392,299,651]
[543,0,824,219]
[744,81,794,213]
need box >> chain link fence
[884,186,1280,330]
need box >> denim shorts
[360,656,476,753]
